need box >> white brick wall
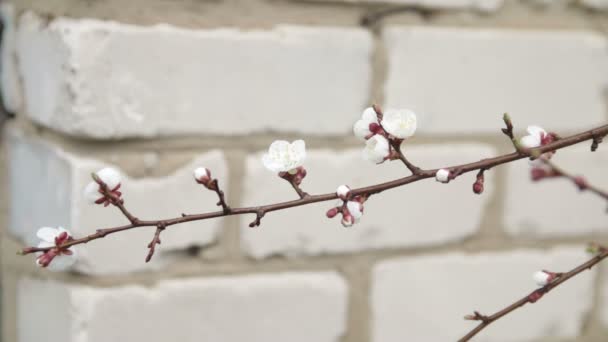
[7,129,227,274]
[372,247,596,342]
[18,272,348,342]
[504,144,608,237]
[14,12,372,138]
[241,144,496,259]
[383,27,608,135]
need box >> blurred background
[1,0,608,341]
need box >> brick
[18,272,347,342]
[383,27,608,135]
[504,144,608,237]
[241,144,496,259]
[7,129,226,274]
[1,3,22,113]
[311,0,503,11]
[372,247,596,341]
[582,0,608,10]
[15,12,372,139]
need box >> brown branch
[541,159,608,204]
[288,180,309,199]
[459,245,608,342]
[20,123,608,255]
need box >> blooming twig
[459,244,608,342]
[19,123,608,258]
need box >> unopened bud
[473,182,484,194]
[193,167,212,185]
[530,167,559,181]
[573,176,588,191]
[326,207,339,218]
[533,270,557,287]
[336,185,351,201]
[435,169,451,183]
[472,171,485,194]
[341,213,354,227]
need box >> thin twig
[145,224,165,263]
[20,124,608,255]
[459,245,608,342]
[390,139,422,175]
[542,159,608,203]
[208,179,231,213]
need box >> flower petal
[36,227,59,243]
[361,107,378,122]
[83,181,102,204]
[47,250,77,271]
[37,241,54,249]
[96,167,122,190]
[526,125,546,137]
[520,135,541,148]
[291,140,306,161]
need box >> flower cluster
[353,106,417,164]
[326,185,366,227]
[34,227,77,271]
[83,167,123,206]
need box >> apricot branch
[460,244,608,342]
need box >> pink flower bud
[573,176,587,191]
[472,182,484,194]
[472,171,485,194]
[326,207,339,218]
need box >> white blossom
[520,126,547,148]
[84,167,122,204]
[435,169,450,183]
[346,201,363,222]
[533,270,552,287]
[353,107,379,140]
[35,226,77,271]
[262,140,306,173]
[381,109,417,139]
[336,185,351,200]
[363,135,390,164]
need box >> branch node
[591,134,604,152]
